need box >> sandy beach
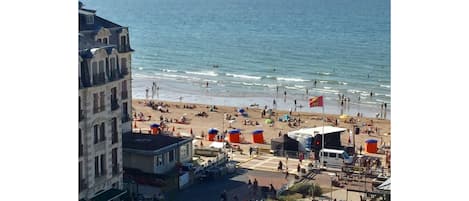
[131,98,390,154]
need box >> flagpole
[321,103,325,169]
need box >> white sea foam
[185,71,219,76]
[380,84,391,88]
[162,69,178,73]
[277,77,309,82]
[226,73,262,80]
[316,72,331,76]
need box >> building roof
[123,133,189,151]
[79,14,123,32]
[79,34,112,51]
[288,126,346,137]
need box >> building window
[112,118,118,144]
[112,148,118,174]
[121,80,128,100]
[103,38,108,44]
[86,15,94,24]
[157,155,164,166]
[97,38,102,43]
[180,144,187,159]
[100,154,106,175]
[94,156,99,177]
[100,122,105,142]
[94,125,99,144]
[100,91,105,111]
[93,93,98,113]
[169,150,174,162]
[121,57,127,72]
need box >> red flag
[309,96,324,107]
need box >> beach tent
[228,129,241,143]
[208,128,219,141]
[238,108,245,113]
[150,123,160,135]
[271,134,299,157]
[252,129,264,143]
[365,139,378,153]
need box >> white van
[319,148,354,168]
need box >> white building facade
[79,2,133,200]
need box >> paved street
[171,169,294,201]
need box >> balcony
[79,179,87,192]
[109,69,121,81]
[121,114,131,123]
[92,73,106,85]
[79,144,84,157]
[121,67,129,76]
[121,91,128,100]
[111,99,119,111]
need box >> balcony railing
[121,67,129,76]
[79,179,87,192]
[121,91,128,100]
[79,144,84,157]
[122,114,131,123]
[109,69,121,81]
[111,99,119,111]
[92,73,106,85]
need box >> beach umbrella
[150,123,160,128]
[238,108,245,113]
[265,119,273,124]
[228,129,241,134]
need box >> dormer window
[86,15,94,24]
[103,38,108,44]
[97,38,102,43]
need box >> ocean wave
[380,84,391,88]
[316,72,332,76]
[185,71,219,76]
[226,73,262,80]
[315,88,339,94]
[339,82,348,85]
[138,67,143,70]
[319,80,328,83]
[161,69,178,73]
[277,77,309,82]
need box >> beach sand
[131,99,390,155]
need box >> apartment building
[79,2,133,200]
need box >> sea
[81,0,391,119]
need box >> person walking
[278,161,283,171]
[285,167,289,179]
[297,163,301,173]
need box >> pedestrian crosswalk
[231,153,313,175]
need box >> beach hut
[150,123,160,135]
[252,129,264,144]
[365,139,378,153]
[208,128,219,141]
[228,129,241,143]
